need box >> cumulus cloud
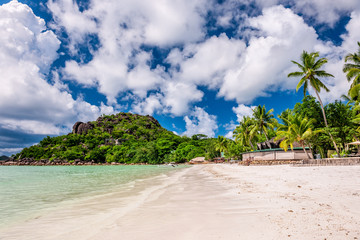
[218,5,322,103]
[0,148,24,156]
[183,107,218,138]
[0,1,115,136]
[169,34,246,87]
[48,0,210,107]
[155,33,246,116]
[162,82,204,116]
[132,94,163,116]
[232,104,256,122]
[223,0,360,26]
[317,11,360,103]
[291,0,360,26]
[341,11,360,52]
[47,0,97,54]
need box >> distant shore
[0,158,177,166]
[2,156,360,166]
[1,164,359,240]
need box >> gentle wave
[0,165,183,228]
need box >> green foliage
[16,112,219,164]
[227,141,243,159]
[276,110,323,159]
[325,101,357,150]
[294,96,323,129]
[233,105,277,152]
[343,42,360,101]
[289,50,340,156]
[251,105,277,141]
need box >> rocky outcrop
[72,122,94,134]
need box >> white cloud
[0,148,24,156]
[0,1,116,135]
[183,107,218,138]
[244,0,360,26]
[48,0,359,118]
[232,104,256,122]
[132,94,163,116]
[169,34,246,89]
[162,82,204,116]
[316,11,360,103]
[341,11,360,53]
[291,0,360,26]
[155,34,246,116]
[47,0,97,54]
[219,5,321,103]
[47,0,210,106]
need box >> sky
[1,0,360,156]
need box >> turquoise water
[0,165,180,227]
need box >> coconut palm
[343,42,360,91]
[276,112,322,159]
[250,105,276,142]
[233,116,256,150]
[288,51,340,157]
[341,85,360,103]
[215,136,229,155]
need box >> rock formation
[72,122,94,134]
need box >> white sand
[1,164,360,240]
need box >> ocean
[0,165,182,229]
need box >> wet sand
[1,164,360,240]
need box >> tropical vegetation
[13,113,222,164]
[232,45,360,159]
[288,50,340,157]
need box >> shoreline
[1,164,360,239]
[0,158,187,166]
[2,156,360,166]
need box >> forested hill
[12,112,218,164]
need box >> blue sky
[1,0,360,156]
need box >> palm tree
[233,116,256,150]
[343,42,360,92]
[288,51,340,157]
[276,112,322,159]
[215,136,229,156]
[250,105,276,142]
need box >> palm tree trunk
[249,140,255,150]
[307,142,314,159]
[301,142,311,159]
[263,128,272,149]
[314,90,341,157]
[264,131,269,141]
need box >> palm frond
[313,57,328,70]
[296,77,306,92]
[315,79,330,92]
[288,71,304,77]
[314,70,334,78]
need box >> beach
[1,164,360,240]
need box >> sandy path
[1,164,360,240]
